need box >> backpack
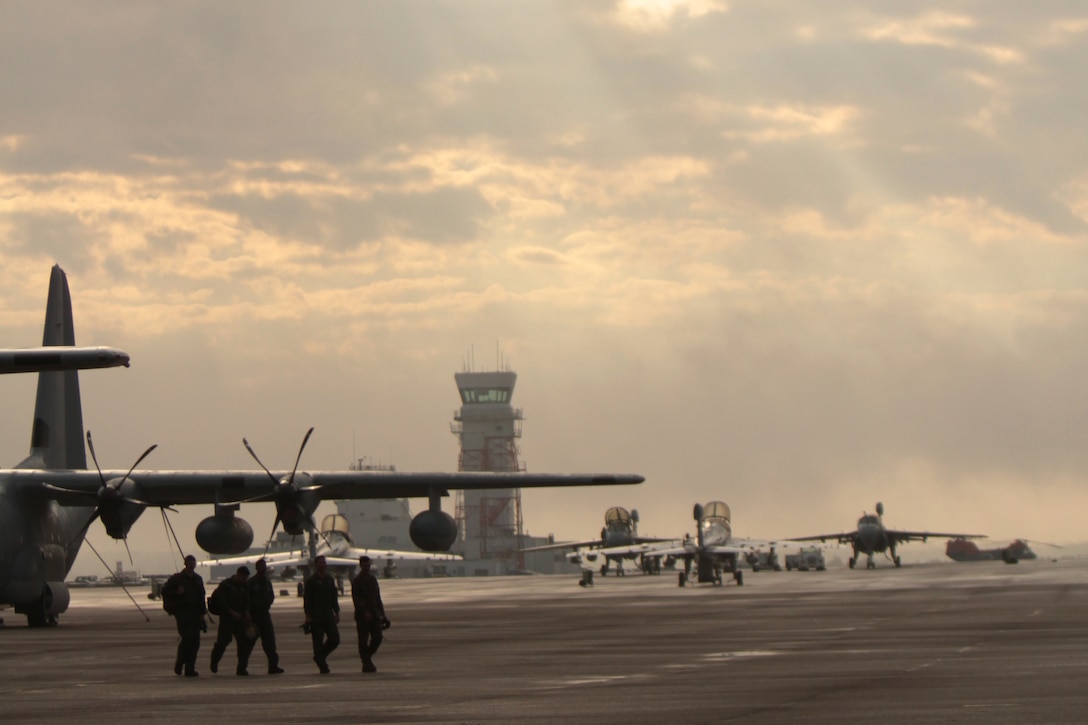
[207,581,225,616]
[161,576,179,616]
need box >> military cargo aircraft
[0,266,644,626]
[790,502,984,569]
[945,538,1057,564]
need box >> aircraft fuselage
[0,476,90,622]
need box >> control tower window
[460,388,511,404]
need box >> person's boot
[362,656,377,673]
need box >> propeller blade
[66,509,101,549]
[261,514,282,558]
[42,483,97,501]
[288,427,315,485]
[86,431,107,487]
[123,444,158,483]
[243,437,281,486]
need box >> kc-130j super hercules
[0,266,643,626]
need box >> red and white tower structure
[451,366,525,571]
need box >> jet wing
[200,548,457,570]
[594,541,678,558]
[14,470,643,507]
[787,532,859,545]
[886,529,987,544]
[522,539,606,553]
[523,534,671,554]
[199,550,307,568]
[337,546,461,562]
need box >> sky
[2,1,1087,575]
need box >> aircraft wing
[522,539,606,553]
[14,470,643,506]
[594,541,679,558]
[523,534,672,554]
[341,547,461,562]
[0,346,130,374]
[886,529,987,544]
[787,532,858,545]
[199,547,454,571]
[199,550,306,568]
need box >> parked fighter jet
[0,266,644,626]
[790,502,985,569]
[200,513,459,574]
[522,506,671,576]
[633,501,775,587]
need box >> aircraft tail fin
[17,265,87,470]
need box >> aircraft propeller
[44,431,161,563]
[241,427,330,556]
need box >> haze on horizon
[2,1,1087,575]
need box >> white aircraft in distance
[522,506,672,576]
[0,266,644,626]
[629,501,779,587]
[201,513,460,577]
[788,502,985,569]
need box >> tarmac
[1,557,1087,724]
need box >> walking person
[209,566,255,676]
[162,554,207,677]
[304,555,340,674]
[247,558,284,674]
[352,555,390,673]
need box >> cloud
[2,2,1088,564]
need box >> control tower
[450,366,525,571]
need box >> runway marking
[535,674,651,690]
[701,650,781,662]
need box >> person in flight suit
[246,558,284,674]
[162,554,207,677]
[209,566,255,676]
[304,555,340,674]
[352,555,391,673]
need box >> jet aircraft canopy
[605,506,633,526]
[703,501,731,521]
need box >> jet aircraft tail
[16,265,88,470]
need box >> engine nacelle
[101,500,146,540]
[196,512,254,555]
[409,510,458,552]
[98,478,147,539]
